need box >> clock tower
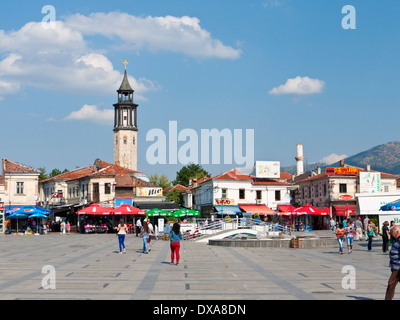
[113,60,138,171]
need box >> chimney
[295,144,305,175]
[366,164,371,172]
[340,160,345,167]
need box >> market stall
[77,203,113,233]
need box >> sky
[0,0,399,181]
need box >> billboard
[359,172,381,193]
[326,167,357,175]
[255,161,280,178]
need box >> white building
[183,168,292,219]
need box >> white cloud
[64,104,113,125]
[64,12,242,60]
[269,76,325,95]
[0,22,158,100]
[0,80,20,100]
[0,12,239,101]
[320,153,347,165]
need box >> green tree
[149,174,171,190]
[172,163,210,186]
[165,189,184,206]
[49,168,69,177]
[38,167,48,181]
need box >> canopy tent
[8,212,28,233]
[277,205,296,216]
[239,204,275,216]
[380,199,400,211]
[291,204,325,216]
[146,208,171,217]
[77,203,113,215]
[111,204,146,215]
[6,205,53,216]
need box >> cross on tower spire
[122,59,129,70]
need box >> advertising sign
[215,198,235,205]
[326,167,357,175]
[359,172,381,193]
[115,198,133,207]
[255,161,280,178]
[136,187,162,197]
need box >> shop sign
[326,167,357,175]
[215,198,235,205]
[136,187,162,197]
[339,194,354,200]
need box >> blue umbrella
[28,213,48,235]
[380,199,400,211]
[8,213,28,233]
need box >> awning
[239,204,275,215]
[332,205,356,216]
[277,205,295,213]
[214,205,242,216]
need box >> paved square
[0,233,393,300]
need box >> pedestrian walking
[382,221,390,253]
[136,218,142,237]
[141,221,149,254]
[146,218,156,252]
[385,225,400,300]
[355,216,363,241]
[363,215,369,240]
[330,218,335,232]
[66,221,71,234]
[367,219,374,251]
[390,221,395,246]
[169,222,183,264]
[336,222,346,255]
[345,219,354,254]
[60,220,65,234]
[117,219,127,254]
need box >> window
[133,137,136,145]
[221,188,227,199]
[124,137,127,144]
[275,190,281,201]
[105,183,111,194]
[339,183,347,193]
[384,185,389,192]
[239,189,245,199]
[93,183,99,194]
[16,182,24,195]
[323,184,327,196]
[256,190,262,200]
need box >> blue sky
[0,0,399,181]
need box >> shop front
[356,192,400,231]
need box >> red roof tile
[2,158,40,174]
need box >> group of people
[116,218,183,265]
[332,216,388,254]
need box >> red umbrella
[77,203,113,215]
[292,204,325,216]
[111,203,146,215]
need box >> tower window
[124,137,127,144]
[133,137,136,145]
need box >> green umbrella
[173,208,200,217]
[146,208,171,217]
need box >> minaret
[113,60,138,171]
[295,144,305,175]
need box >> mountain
[282,141,400,175]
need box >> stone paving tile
[0,233,394,301]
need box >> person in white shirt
[135,218,142,237]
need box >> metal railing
[182,218,295,241]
